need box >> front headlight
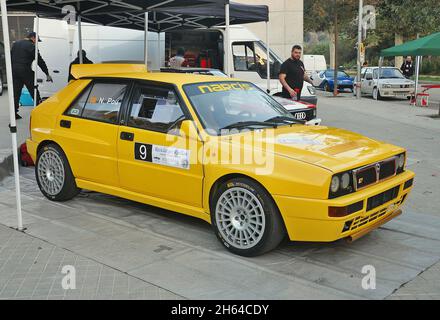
[396,152,406,174]
[307,86,316,95]
[382,84,392,89]
[330,176,340,193]
[329,171,354,199]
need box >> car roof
[71,64,232,86]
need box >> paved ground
[0,90,439,300]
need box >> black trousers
[12,66,41,113]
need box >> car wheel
[211,178,286,257]
[35,144,80,202]
[373,87,382,100]
[324,82,331,92]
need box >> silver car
[355,67,415,100]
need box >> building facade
[236,0,304,60]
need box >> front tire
[35,144,80,201]
[211,178,286,257]
[373,87,382,100]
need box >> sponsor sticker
[135,143,190,170]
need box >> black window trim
[122,79,194,135]
[63,78,134,126]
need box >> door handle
[60,120,71,128]
[53,70,60,74]
[120,132,134,141]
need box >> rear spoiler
[70,64,147,80]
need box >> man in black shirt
[400,56,414,78]
[11,32,52,119]
[279,45,312,100]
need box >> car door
[117,81,204,208]
[58,79,130,187]
[361,68,373,94]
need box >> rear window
[65,82,128,124]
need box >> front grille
[354,166,377,189]
[353,156,398,190]
[367,186,400,211]
[379,158,396,180]
[343,194,406,232]
[290,108,315,121]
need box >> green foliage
[304,0,440,74]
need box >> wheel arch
[36,140,63,155]
[208,173,283,219]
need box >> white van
[303,55,327,76]
[36,19,317,104]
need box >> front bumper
[273,170,415,242]
[381,89,414,97]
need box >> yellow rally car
[27,64,415,257]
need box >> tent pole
[266,21,270,93]
[356,0,363,99]
[415,55,420,101]
[0,0,24,231]
[33,15,39,108]
[377,56,383,100]
[157,32,161,70]
[225,3,231,77]
[78,15,83,64]
[144,12,149,69]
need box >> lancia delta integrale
[27,64,415,256]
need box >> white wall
[234,0,304,60]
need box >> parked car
[161,67,227,77]
[27,64,415,257]
[355,67,415,100]
[311,69,354,92]
[272,96,320,123]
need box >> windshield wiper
[264,116,302,125]
[220,121,278,131]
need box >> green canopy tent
[379,32,440,100]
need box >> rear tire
[211,178,286,257]
[35,144,80,202]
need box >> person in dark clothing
[68,50,93,82]
[401,56,414,78]
[279,45,312,100]
[11,32,52,119]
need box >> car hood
[228,125,404,173]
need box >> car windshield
[184,81,298,135]
[325,70,350,78]
[373,68,405,79]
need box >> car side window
[128,85,185,133]
[65,81,128,124]
[232,42,256,72]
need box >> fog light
[342,220,353,232]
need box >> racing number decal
[134,143,190,170]
[135,143,153,162]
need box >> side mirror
[365,74,373,80]
[179,120,199,140]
